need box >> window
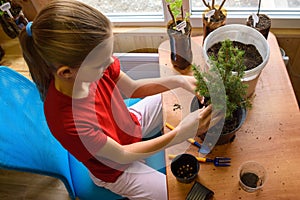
[80,0,163,14]
[77,0,165,25]
[191,0,300,10]
[190,0,300,28]
[80,0,300,28]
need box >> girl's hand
[176,75,197,94]
[173,105,212,143]
[177,75,205,105]
[176,75,204,103]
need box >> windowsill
[110,15,300,29]
[113,26,300,38]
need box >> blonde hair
[19,0,112,100]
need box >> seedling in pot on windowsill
[165,0,193,71]
[202,0,227,42]
[246,0,271,39]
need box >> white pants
[91,94,167,200]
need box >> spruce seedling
[192,39,251,119]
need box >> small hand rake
[197,157,231,167]
[169,155,231,167]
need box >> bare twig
[257,0,261,15]
[218,0,227,11]
[202,0,211,9]
[167,4,175,23]
[181,5,184,19]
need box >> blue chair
[0,66,165,200]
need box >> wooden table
[159,33,300,199]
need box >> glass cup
[238,161,267,192]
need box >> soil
[220,108,242,134]
[241,172,260,188]
[199,107,243,144]
[247,14,271,30]
[191,97,245,144]
[195,97,241,134]
[203,11,226,23]
[174,164,196,180]
[207,41,263,70]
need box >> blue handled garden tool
[169,155,231,167]
[197,157,231,167]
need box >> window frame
[107,0,300,28]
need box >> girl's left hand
[178,75,196,93]
[177,75,204,103]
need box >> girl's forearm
[97,129,181,164]
[116,71,194,98]
[129,76,182,98]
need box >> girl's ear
[56,66,76,80]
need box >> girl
[19,0,212,199]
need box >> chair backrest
[0,66,76,199]
[0,66,163,200]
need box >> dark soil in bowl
[241,172,261,188]
[207,41,263,71]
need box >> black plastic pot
[167,19,193,70]
[190,96,247,145]
[171,153,199,184]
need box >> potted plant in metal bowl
[191,39,252,147]
[165,0,192,71]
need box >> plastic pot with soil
[239,161,267,192]
[165,0,193,71]
[202,24,270,98]
[246,13,271,40]
[201,0,228,43]
[167,19,193,70]
[246,0,271,40]
[171,153,199,184]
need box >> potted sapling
[202,0,227,43]
[166,0,192,71]
[246,0,271,39]
[191,39,252,145]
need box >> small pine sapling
[192,39,251,119]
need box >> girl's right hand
[174,105,212,143]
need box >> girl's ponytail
[19,29,54,101]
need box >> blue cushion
[124,98,166,174]
[123,98,141,107]
[68,154,123,200]
[0,66,76,199]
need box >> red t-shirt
[44,58,142,182]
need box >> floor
[0,30,29,78]
[0,30,71,200]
